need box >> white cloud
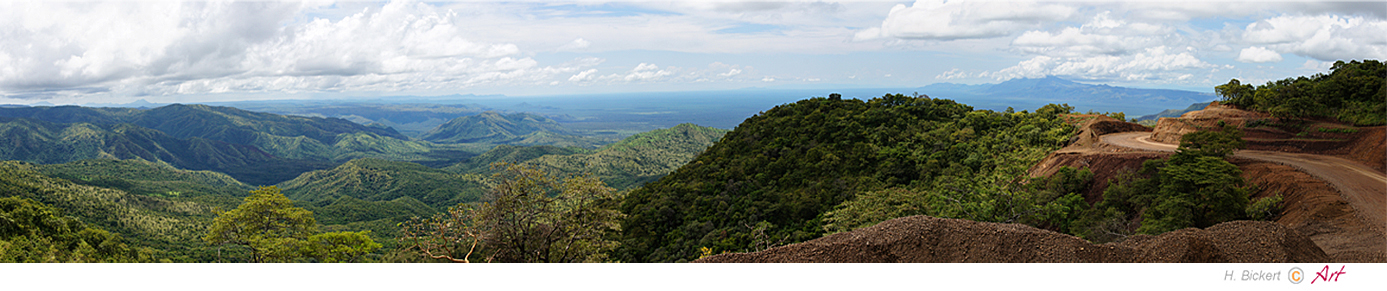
[1240,14,1387,61]
[1011,11,1174,57]
[855,0,1077,41]
[935,68,970,80]
[762,77,775,82]
[620,63,674,81]
[1236,47,1283,63]
[558,38,591,51]
[719,68,743,77]
[569,69,598,82]
[0,0,598,99]
[985,46,1214,82]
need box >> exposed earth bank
[694,216,1327,263]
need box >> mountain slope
[0,116,331,185]
[523,123,727,189]
[35,159,252,199]
[420,111,610,147]
[446,123,728,190]
[0,161,235,262]
[616,94,1077,262]
[277,158,485,207]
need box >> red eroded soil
[1236,159,1387,262]
[694,216,1328,263]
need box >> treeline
[1216,59,1385,125]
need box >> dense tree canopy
[399,163,624,263]
[617,94,1078,262]
[0,197,152,262]
[205,186,381,262]
[1216,59,1385,125]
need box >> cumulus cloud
[1011,11,1174,57]
[1239,14,1387,61]
[0,0,590,99]
[719,69,743,77]
[568,69,598,82]
[985,46,1213,82]
[1236,46,1283,63]
[935,68,970,80]
[854,0,1077,41]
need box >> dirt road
[1102,131,1387,231]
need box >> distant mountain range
[919,76,1217,115]
[0,104,491,184]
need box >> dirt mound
[694,216,1328,263]
[1063,115,1152,149]
[1029,152,1166,203]
[1236,159,1386,262]
[1150,102,1268,144]
[1031,116,1159,202]
[1339,126,1385,172]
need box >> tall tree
[204,186,318,263]
[398,163,624,263]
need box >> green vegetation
[36,159,252,199]
[445,123,728,191]
[279,158,486,207]
[617,94,1078,262]
[204,186,382,262]
[1216,60,1385,125]
[399,163,624,263]
[0,197,154,262]
[1246,194,1284,221]
[1072,127,1253,242]
[421,111,613,147]
[0,161,224,261]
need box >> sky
[0,0,1383,105]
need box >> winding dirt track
[1102,131,1387,231]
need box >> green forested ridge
[36,159,252,198]
[616,94,1078,262]
[131,104,408,145]
[444,145,593,173]
[278,158,486,207]
[0,116,331,185]
[0,161,228,261]
[420,111,613,147]
[0,104,490,185]
[445,123,728,190]
[522,123,728,190]
[1216,59,1385,125]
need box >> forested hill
[0,104,488,185]
[0,160,243,262]
[0,104,407,144]
[420,111,609,147]
[445,123,729,190]
[278,158,484,207]
[0,116,332,185]
[616,94,1077,262]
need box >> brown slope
[694,215,1327,263]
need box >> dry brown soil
[695,216,1327,263]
